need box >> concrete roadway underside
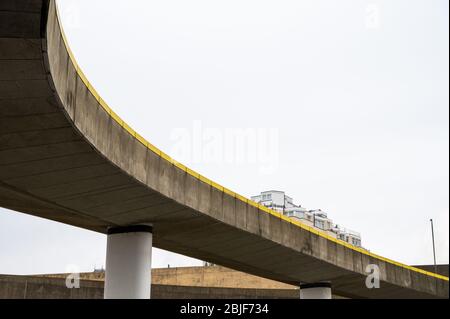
[0,0,448,298]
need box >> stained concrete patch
[184,173,200,211]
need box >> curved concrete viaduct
[0,0,448,298]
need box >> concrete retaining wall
[0,274,298,299]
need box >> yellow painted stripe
[198,174,211,185]
[291,219,306,230]
[270,210,282,218]
[135,132,148,147]
[236,193,248,204]
[248,200,259,208]
[258,205,281,219]
[280,214,291,223]
[99,98,112,115]
[160,151,173,163]
[186,167,199,178]
[210,180,224,192]
[122,121,135,137]
[258,204,268,213]
[223,187,236,197]
[53,2,449,282]
[88,84,100,102]
[326,235,339,243]
[147,142,161,156]
[174,161,187,172]
[78,68,90,88]
[109,109,123,126]
[308,226,320,235]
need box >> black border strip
[300,282,332,289]
[40,0,50,38]
[107,225,153,235]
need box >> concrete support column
[300,282,332,299]
[104,225,153,299]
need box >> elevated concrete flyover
[0,0,448,298]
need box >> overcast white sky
[0,0,448,275]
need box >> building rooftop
[251,190,362,247]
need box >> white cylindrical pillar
[300,282,332,299]
[104,225,153,299]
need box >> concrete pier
[300,282,332,299]
[104,226,153,299]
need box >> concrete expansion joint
[107,225,153,235]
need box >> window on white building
[314,220,325,229]
[352,238,361,246]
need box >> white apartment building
[251,190,362,247]
[332,225,362,247]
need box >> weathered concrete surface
[0,0,448,299]
[0,274,299,299]
[152,266,296,289]
[413,265,449,278]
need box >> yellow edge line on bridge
[54,3,448,283]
